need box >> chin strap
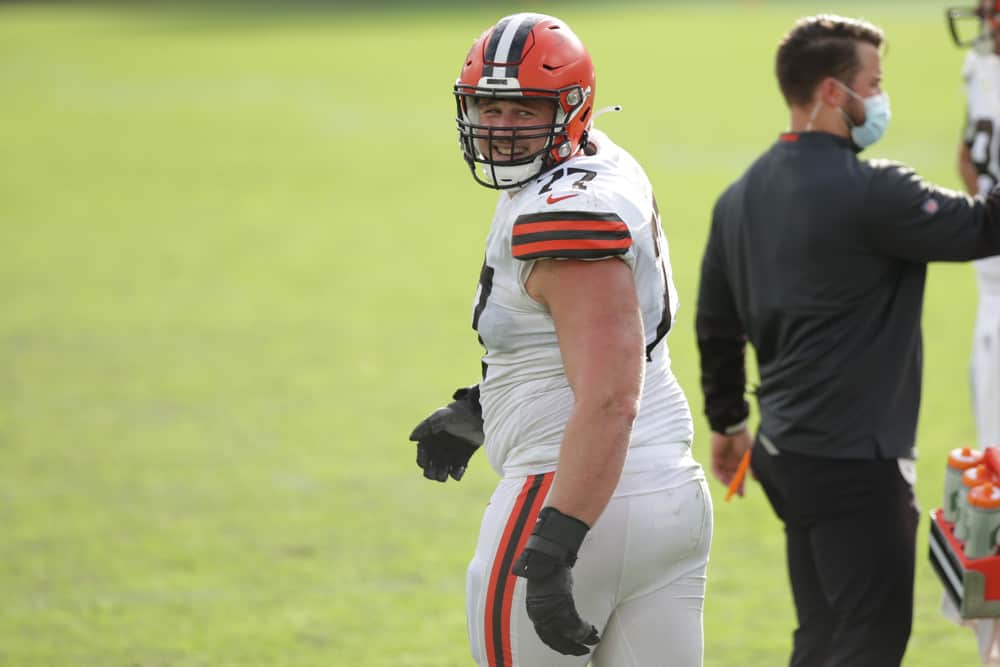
[593,104,623,121]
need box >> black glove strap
[529,507,589,566]
[452,384,482,420]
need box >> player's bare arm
[525,256,644,526]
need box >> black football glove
[408,385,484,482]
[512,506,600,656]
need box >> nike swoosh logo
[546,193,579,205]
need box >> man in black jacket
[696,14,1000,667]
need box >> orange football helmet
[454,13,596,189]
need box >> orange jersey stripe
[513,237,632,258]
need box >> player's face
[474,97,557,162]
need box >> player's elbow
[591,391,641,428]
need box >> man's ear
[815,77,848,108]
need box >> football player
[950,0,1000,446]
[409,13,712,666]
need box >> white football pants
[972,284,1000,447]
[465,457,712,667]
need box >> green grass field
[0,1,989,664]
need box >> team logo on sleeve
[511,211,632,260]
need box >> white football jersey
[963,50,1000,293]
[472,129,694,477]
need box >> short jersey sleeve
[510,210,633,260]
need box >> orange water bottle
[964,483,1000,559]
[945,447,984,523]
[956,464,995,541]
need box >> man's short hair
[775,14,884,107]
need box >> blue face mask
[836,81,891,149]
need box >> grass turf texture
[0,1,984,664]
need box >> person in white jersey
[954,0,1000,446]
[407,13,712,667]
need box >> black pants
[750,444,919,667]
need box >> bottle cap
[950,447,984,470]
[964,464,995,487]
[969,483,1000,509]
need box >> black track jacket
[697,131,1000,459]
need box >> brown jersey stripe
[516,247,631,260]
[516,210,625,225]
[513,228,631,245]
[483,473,553,667]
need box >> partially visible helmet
[454,13,595,189]
[947,1,1000,48]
